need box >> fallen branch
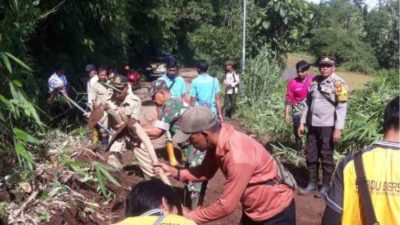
[38,0,67,20]
[72,146,106,161]
[14,189,39,217]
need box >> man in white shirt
[87,66,112,149]
[223,60,240,118]
[48,64,68,97]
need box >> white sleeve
[154,120,170,131]
[87,80,96,110]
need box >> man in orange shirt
[155,107,295,225]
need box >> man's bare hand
[333,129,342,143]
[153,163,178,178]
[297,123,305,137]
[284,113,290,124]
[219,114,224,122]
[182,206,192,217]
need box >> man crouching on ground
[154,107,295,225]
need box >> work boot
[315,172,332,198]
[298,168,318,195]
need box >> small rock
[19,182,32,193]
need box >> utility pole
[242,0,247,73]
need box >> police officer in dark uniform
[298,56,349,198]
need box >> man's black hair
[124,179,183,217]
[383,96,400,133]
[97,65,107,72]
[167,59,179,69]
[55,64,64,72]
[296,60,310,72]
[196,60,209,73]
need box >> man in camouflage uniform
[298,56,349,198]
[104,76,157,180]
[145,80,206,209]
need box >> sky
[304,0,379,9]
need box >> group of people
[46,55,399,225]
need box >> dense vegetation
[308,0,399,72]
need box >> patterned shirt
[154,97,187,135]
[154,97,206,187]
[48,73,68,93]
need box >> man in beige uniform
[298,56,348,198]
[87,66,112,147]
[104,76,157,180]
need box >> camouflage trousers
[183,145,207,209]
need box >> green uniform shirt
[154,97,205,193]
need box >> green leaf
[100,167,121,187]
[262,21,270,29]
[279,8,287,17]
[12,80,23,88]
[0,110,4,122]
[0,95,12,109]
[96,167,107,196]
[67,161,90,168]
[4,52,32,71]
[15,141,35,165]
[13,128,40,144]
[0,52,12,73]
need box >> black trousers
[239,200,296,225]
[305,126,335,176]
[223,93,237,118]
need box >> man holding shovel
[145,80,207,209]
[97,76,170,184]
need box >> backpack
[274,158,298,190]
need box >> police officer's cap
[318,56,336,66]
